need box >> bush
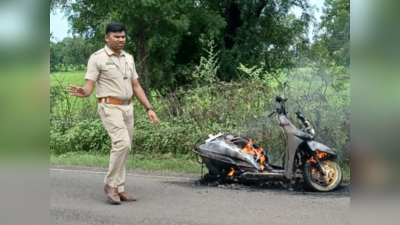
[76,64,87,71]
[50,119,110,155]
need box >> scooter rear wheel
[303,159,343,192]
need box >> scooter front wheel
[303,159,343,192]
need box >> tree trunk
[137,30,151,98]
[224,1,242,50]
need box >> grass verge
[341,164,351,183]
[50,152,350,181]
[50,151,205,174]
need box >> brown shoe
[104,185,121,204]
[119,192,136,202]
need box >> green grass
[50,152,206,174]
[342,164,351,182]
[51,71,86,87]
[50,70,97,117]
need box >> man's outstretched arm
[67,79,96,98]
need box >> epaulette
[123,51,134,59]
[94,49,105,55]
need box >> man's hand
[148,110,159,126]
[67,85,86,98]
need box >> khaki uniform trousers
[98,101,134,193]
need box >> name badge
[106,62,115,65]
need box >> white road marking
[50,168,196,180]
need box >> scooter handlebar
[295,111,308,126]
[295,111,315,137]
[295,111,305,120]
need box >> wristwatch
[146,106,154,112]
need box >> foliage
[52,0,225,92]
[51,119,111,154]
[51,0,313,92]
[214,0,314,80]
[316,0,350,66]
[50,36,98,72]
[191,39,220,87]
[237,63,285,89]
[50,73,98,126]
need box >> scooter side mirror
[275,96,287,103]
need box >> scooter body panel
[307,141,337,156]
[277,114,305,179]
[194,138,262,173]
[284,135,303,179]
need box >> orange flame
[311,168,316,174]
[258,147,265,171]
[309,151,329,163]
[243,140,256,155]
[228,167,235,176]
[317,151,328,158]
[309,157,317,163]
[242,140,266,171]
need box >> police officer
[67,23,158,205]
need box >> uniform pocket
[100,64,120,79]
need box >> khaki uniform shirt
[85,45,139,100]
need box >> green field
[51,71,86,87]
[50,70,97,117]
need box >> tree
[50,35,97,72]
[50,40,61,72]
[54,0,225,93]
[319,0,350,66]
[60,36,95,68]
[51,0,313,90]
[209,0,314,80]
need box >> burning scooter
[193,96,343,192]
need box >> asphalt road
[50,165,350,225]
